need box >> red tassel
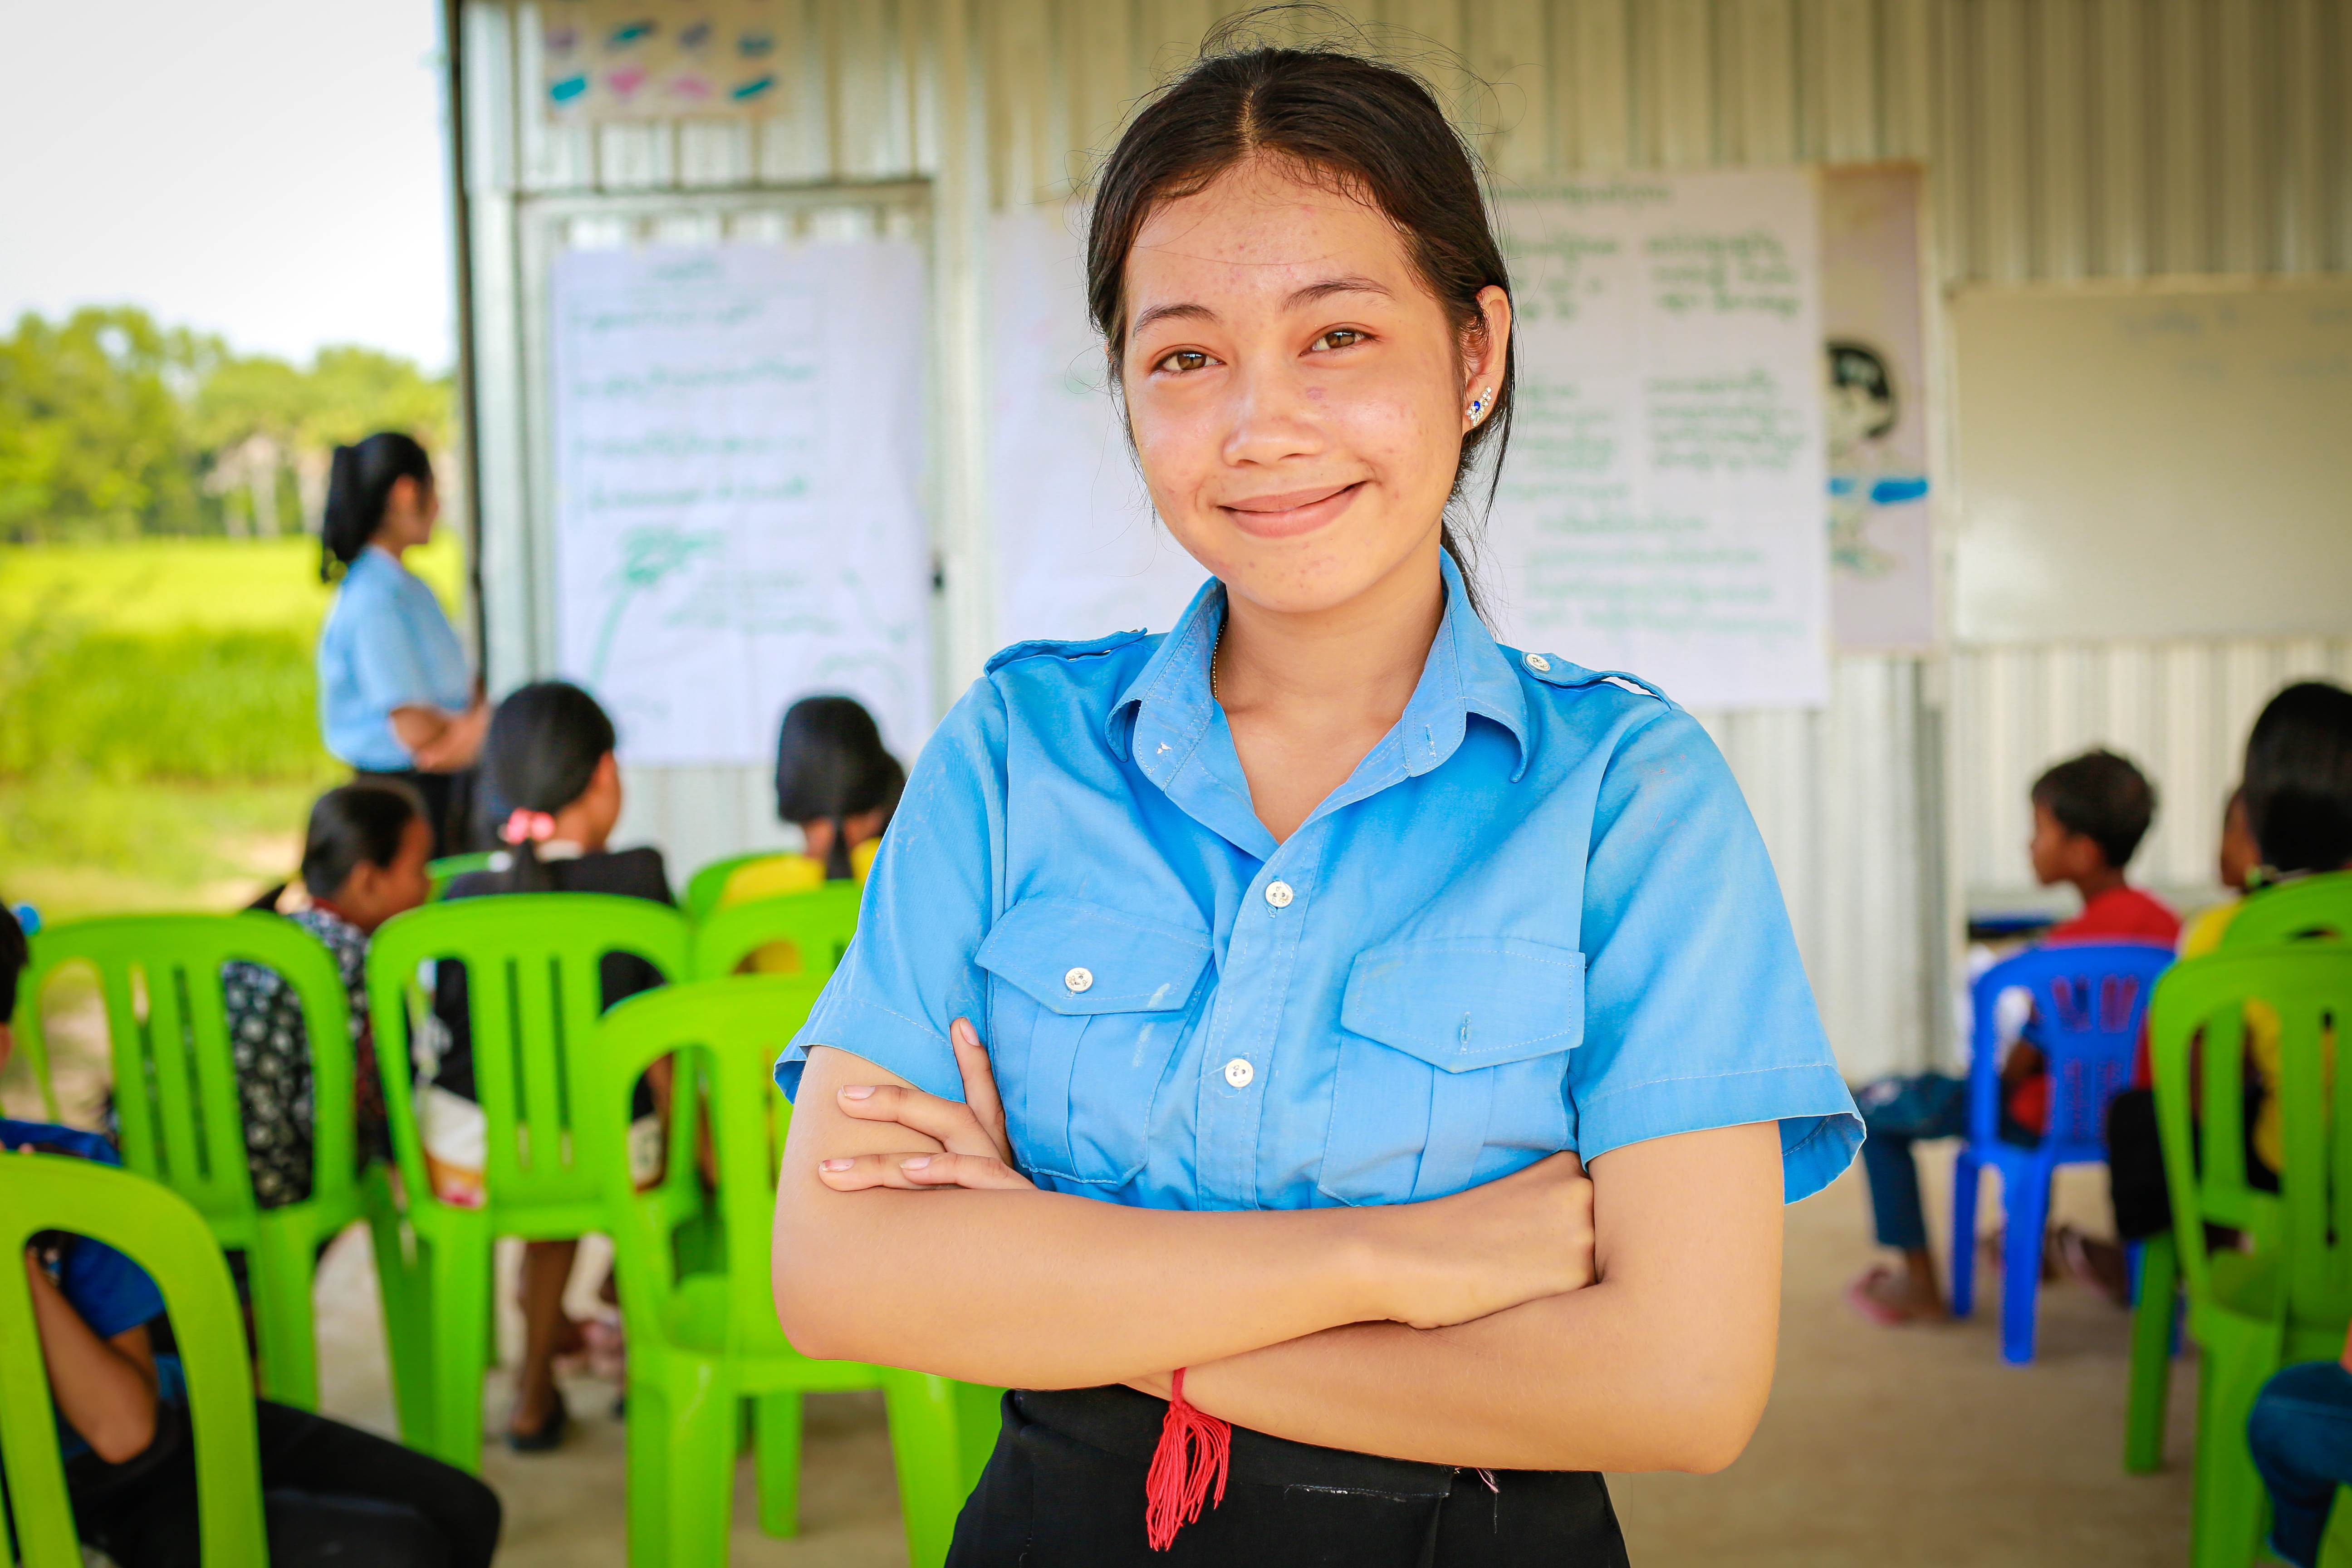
[1143,1368,1230,1551]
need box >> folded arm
[1154,1121,1786,1472]
[770,1029,1594,1390]
[25,1250,160,1464]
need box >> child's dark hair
[484,681,617,891]
[321,432,433,582]
[2243,681,2352,875]
[2032,749,2157,872]
[0,901,26,1022]
[1827,341,1897,438]
[302,781,425,900]
[774,696,905,880]
[1085,23,1511,614]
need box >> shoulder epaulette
[983,627,1150,675]
[1514,651,1671,704]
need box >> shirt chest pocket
[975,896,1211,1188]
[1319,937,1584,1205]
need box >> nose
[1218,355,1323,470]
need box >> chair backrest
[14,915,357,1238]
[368,893,690,1220]
[2222,872,2352,949]
[690,881,862,980]
[2149,946,2352,1331]
[588,977,826,1360]
[682,852,774,924]
[0,1153,267,1568]
[1968,941,2174,1156]
[426,852,499,903]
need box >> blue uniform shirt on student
[2,1119,188,1458]
[777,553,1860,1211]
[317,546,471,772]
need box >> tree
[0,308,208,542]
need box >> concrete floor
[303,1143,2205,1567]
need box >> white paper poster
[1491,172,1830,709]
[550,241,932,764]
[988,206,1208,647]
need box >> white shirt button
[1223,1058,1255,1088]
[1064,966,1093,994]
[1264,880,1294,909]
[1524,652,1552,673]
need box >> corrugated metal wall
[456,0,2351,1078]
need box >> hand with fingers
[818,1017,1036,1192]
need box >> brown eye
[1310,329,1366,353]
[1154,349,1212,374]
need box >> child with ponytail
[426,681,673,1451]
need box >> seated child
[1,905,502,1568]
[225,781,433,1208]
[718,694,903,911]
[427,680,672,1452]
[2251,1333,2352,1568]
[1849,748,2179,1324]
[2104,681,2352,1257]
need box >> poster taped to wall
[988,206,1205,647]
[1822,164,1935,652]
[1491,171,1830,709]
[541,0,788,119]
[549,240,932,765]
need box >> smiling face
[1118,158,1508,620]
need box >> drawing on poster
[542,0,785,119]
[1490,171,1829,710]
[1821,164,1934,651]
[987,206,1206,646]
[550,242,932,765]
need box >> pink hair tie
[502,808,558,845]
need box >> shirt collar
[1109,549,1532,789]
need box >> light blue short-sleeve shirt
[779,554,1860,1211]
[317,547,472,772]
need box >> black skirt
[947,1386,1631,1568]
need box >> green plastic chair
[682,852,776,924]
[426,852,498,902]
[2131,873,2352,1470]
[690,881,862,980]
[0,1152,267,1568]
[12,913,376,1410]
[588,978,998,1567]
[367,892,694,1470]
[2150,945,2352,1566]
[2223,871,2352,949]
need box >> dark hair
[2032,749,2157,872]
[482,681,617,891]
[1827,341,1897,438]
[2243,681,2352,875]
[0,901,25,1022]
[774,696,906,880]
[1085,25,1511,614]
[301,781,426,900]
[321,432,433,582]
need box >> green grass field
[0,535,470,922]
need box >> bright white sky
[0,0,453,370]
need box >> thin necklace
[1210,621,1224,699]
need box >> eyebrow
[1128,275,1396,339]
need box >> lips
[1218,480,1365,539]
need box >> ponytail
[773,696,904,880]
[481,681,618,892]
[321,432,433,582]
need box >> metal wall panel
[459,0,2349,1078]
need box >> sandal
[506,1387,570,1454]
[1844,1266,1911,1326]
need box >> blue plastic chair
[1950,940,2175,1363]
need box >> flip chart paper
[549,241,932,765]
[1492,172,1830,709]
[988,207,1210,647]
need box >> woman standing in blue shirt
[315,433,486,854]
[772,40,1860,1566]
